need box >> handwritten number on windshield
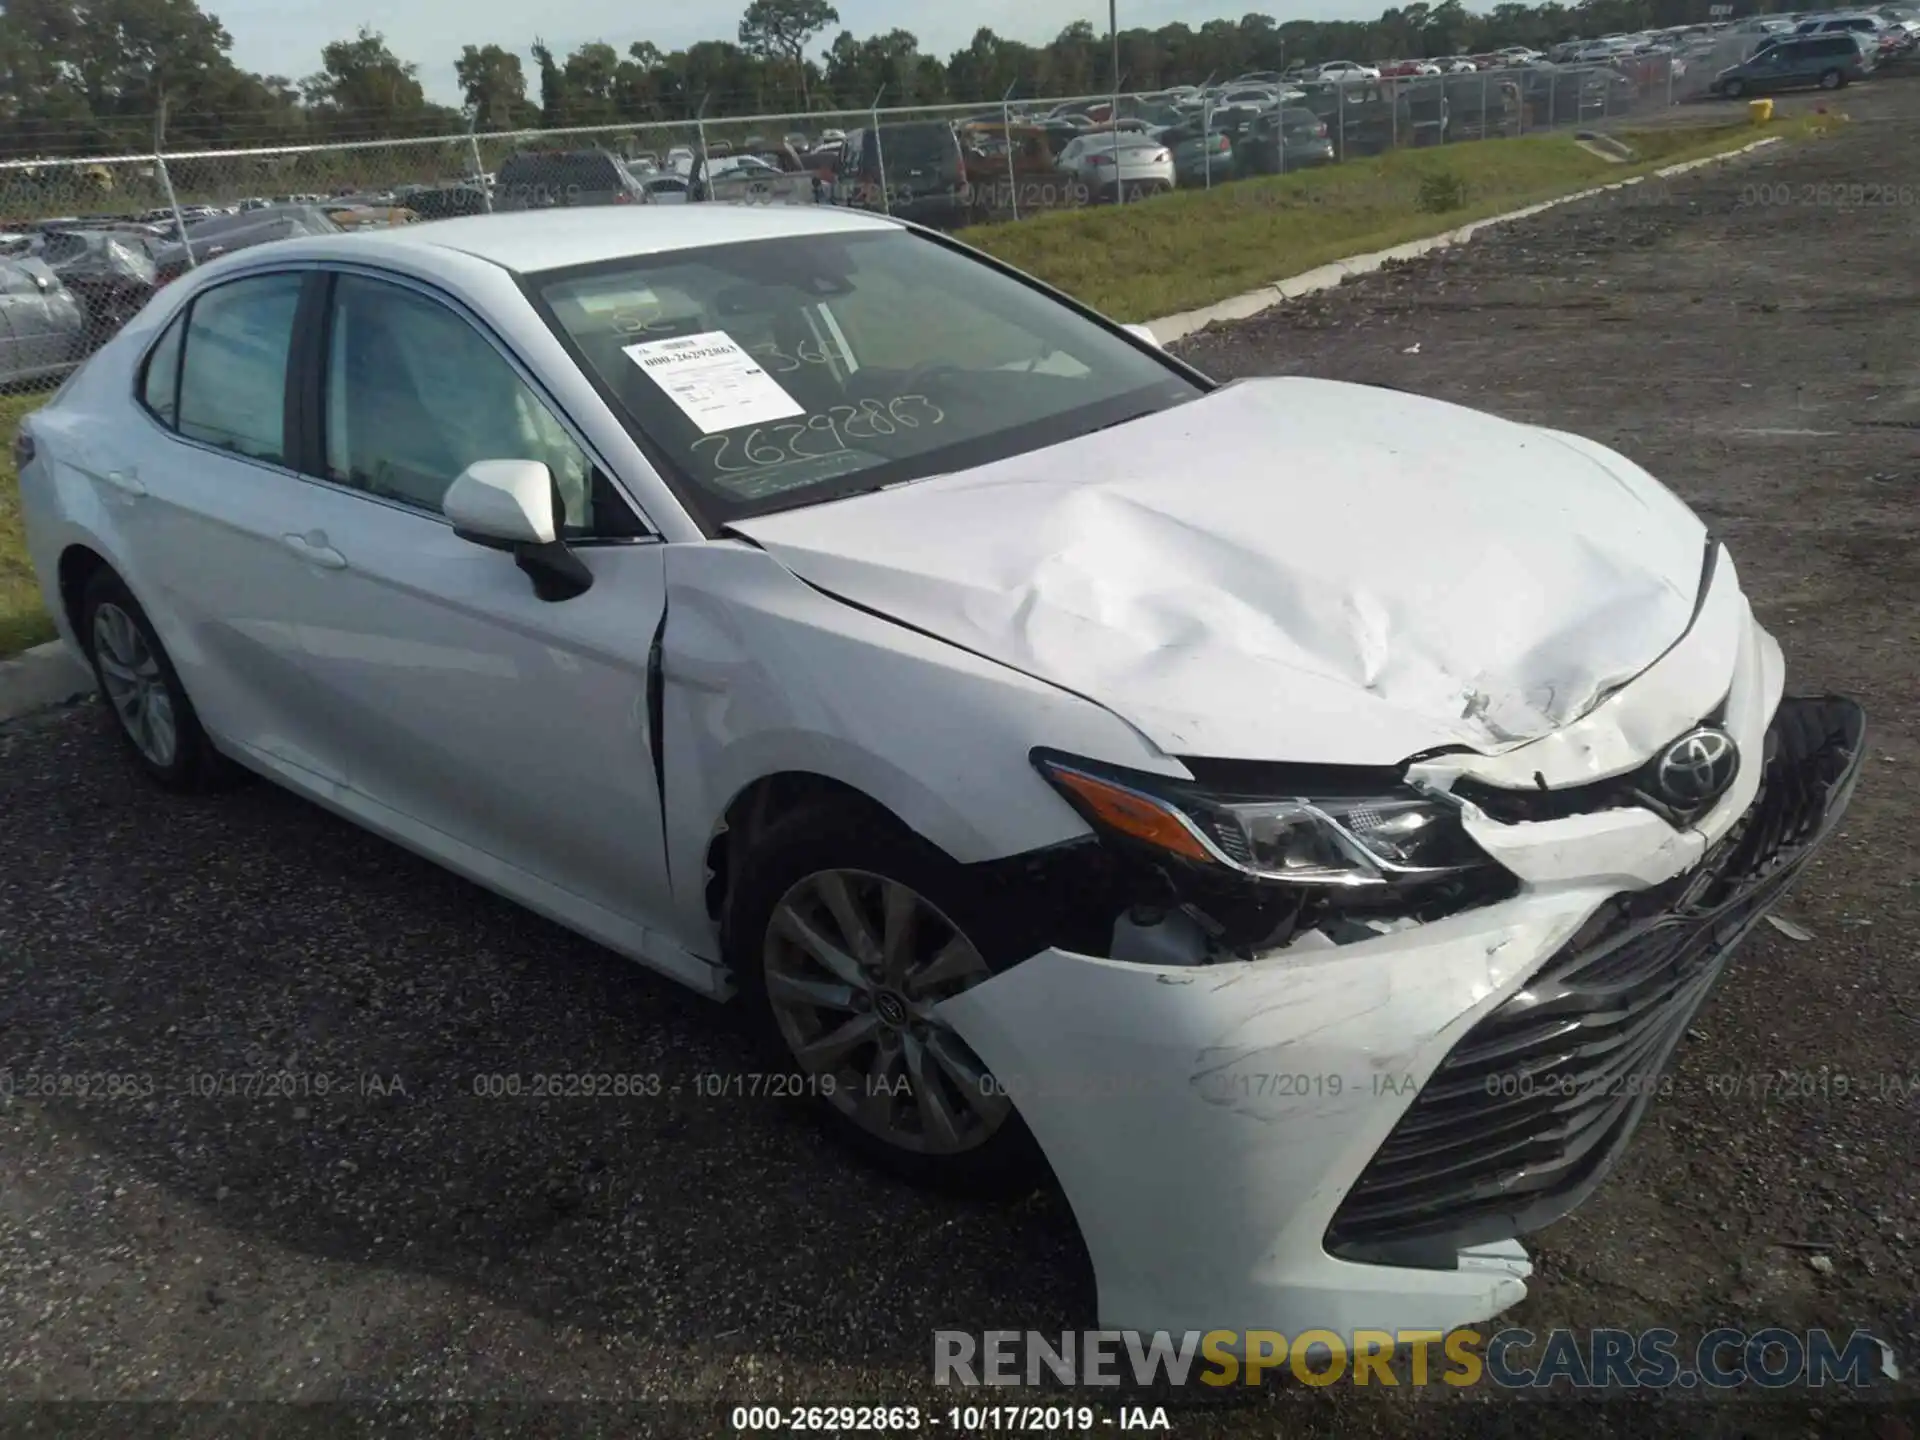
[692,397,942,477]
[749,340,835,374]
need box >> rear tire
[727,797,1046,1198]
[79,568,241,792]
[1819,68,1843,89]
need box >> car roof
[272,204,901,275]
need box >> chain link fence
[0,59,1702,392]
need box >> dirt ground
[2,83,1918,1440]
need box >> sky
[213,0,1380,106]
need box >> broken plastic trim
[1448,691,1737,830]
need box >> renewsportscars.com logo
[933,1328,1901,1390]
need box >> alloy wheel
[92,601,177,768]
[763,868,1011,1155]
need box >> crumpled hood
[730,376,1709,766]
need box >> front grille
[1325,696,1866,1266]
[1450,698,1733,827]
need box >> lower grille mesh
[1325,696,1866,1262]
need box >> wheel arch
[701,769,905,934]
[57,543,113,642]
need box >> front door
[270,269,676,931]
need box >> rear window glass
[873,124,958,170]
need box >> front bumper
[937,696,1864,1336]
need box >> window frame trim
[296,261,658,544]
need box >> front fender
[656,541,1190,960]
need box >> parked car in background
[1711,33,1869,93]
[1236,107,1338,173]
[324,205,422,231]
[37,228,159,346]
[1164,123,1238,186]
[0,256,86,385]
[955,122,1081,214]
[690,146,822,206]
[392,182,490,221]
[1216,85,1285,109]
[493,149,652,210]
[1056,131,1176,201]
[153,206,343,287]
[838,121,974,229]
[1309,60,1383,80]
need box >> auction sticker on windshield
[623,330,805,433]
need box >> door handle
[282,532,348,570]
[103,468,146,497]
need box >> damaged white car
[17,205,1864,1339]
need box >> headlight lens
[1036,754,1488,887]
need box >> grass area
[0,390,57,658]
[958,115,1831,321]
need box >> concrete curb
[0,639,92,724]
[1146,134,1784,345]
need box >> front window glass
[323,275,597,530]
[534,229,1201,527]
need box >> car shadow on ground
[2,702,1097,1360]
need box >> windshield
[532,229,1202,529]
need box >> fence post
[151,102,196,268]
[695,92,711,203]
[870,86,889,216]
[1391,77,1401,150]
[1336,81,1346,161]
[466,108,493,212]
[1002,81,1020,221]
[1198,71,1215,189]
[1667,56,1676,109]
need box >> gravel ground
[3,85,1919,1440]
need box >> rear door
[96,268,351,780]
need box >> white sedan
[16,205,1864,1340]
[1055,132,1176,200]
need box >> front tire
[1723,78,1745,97]
[80,568,238,791]
[727,798,1045,1196]
[1819,68,1843,89]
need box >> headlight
[1033,751,1490,887]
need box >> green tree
[738,0,839,108]
[302,27,439,137]
[456,42,533,129]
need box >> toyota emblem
[1653,727,1740,807]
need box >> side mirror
[1122,321,1164,350]
[444,459,593,602]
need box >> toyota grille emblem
[1653,727,1740,807]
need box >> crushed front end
[935,556,1866,1338]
